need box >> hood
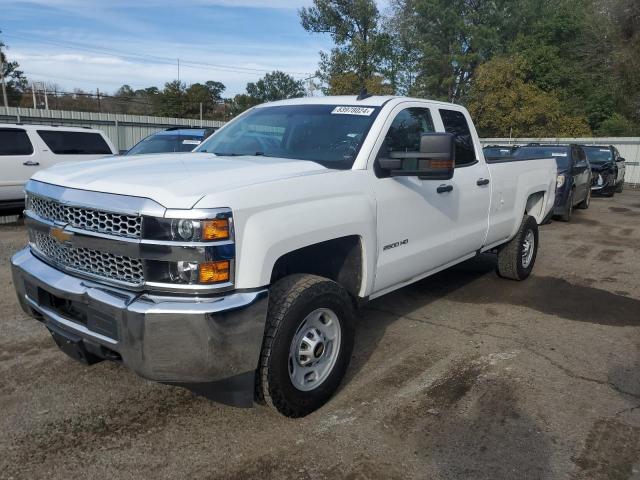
[589,162,614,173]
[32,153,331,209]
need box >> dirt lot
[1,190,640,480]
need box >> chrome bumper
[11,247,268,385]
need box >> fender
[194,169,378,297]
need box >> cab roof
[259,95,462,109]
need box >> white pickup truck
[11,96,556,417]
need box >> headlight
[556,175,565,188]
[171,218,230,241]
[143,215,231,242]
[141,210,234,288]
[170,260,230,284]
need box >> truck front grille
[28,195,142,239]
[32,231,144,285]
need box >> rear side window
[439,109,476,166]
[37,130,112,155]
[0,128,34,156]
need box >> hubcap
[522,230,535,268]
[289,308,341,392]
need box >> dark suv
[513,144,592,222]
[583,145,626,196]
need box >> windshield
[513,146,571,168]
[583,147,613,164]
[127,134,203,155]
[196,104,381,169]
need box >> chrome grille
[28,195,142,239]
[32,231,144,285]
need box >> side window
[575,147,587,166]
[0,129,34,156]
[37,131,112,155]
[378,107,435,173]
[439,109,476,166]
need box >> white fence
[480,137,640,185]
[0,107,225,152]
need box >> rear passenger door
[572,146,590,202]
[437,108,491,259]
[0,128,37,201]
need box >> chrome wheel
[522,230,535,269]
[289,308,341,392]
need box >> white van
[0,124,116,214]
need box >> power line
[4,33,313,77]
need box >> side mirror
[379,133,455,180]
[620,157,626,162]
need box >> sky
[1,0,388,96]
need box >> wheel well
[270,236,363,297]
[525,191,546,223]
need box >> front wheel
[496,215,539,281]
[256,274,355,417]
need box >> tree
[300,0,391,94]
[1,34,28,106]
[390,0,525,102]
[245,71,304,103]
[467,55,592,137]
[156,80,187,117]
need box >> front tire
[496,215,539,281]
[256,274,355,417]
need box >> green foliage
[467,55,592,137]
[1,34,28,105]
[245,71,304,103]
[300,0,391,94]
[597,114,639,137]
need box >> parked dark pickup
[513,144,592,222]
[483,145,516,159]
[583,145,626,196]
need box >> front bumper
[11,247,268,387]
[591,173,615,193]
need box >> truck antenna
[357,88,372,101]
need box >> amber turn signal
[201,218,230,241]
[198,260,230,283]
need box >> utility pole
[96,88,101,111]
[199,102,203,127]
[0,43,8,108]
[177,58,180,83]
[32,84,36,109]
[43,84,49,110]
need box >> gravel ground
[1,190,640,480]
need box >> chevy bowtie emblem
[50,227,73,245]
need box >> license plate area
[24,280,120,341]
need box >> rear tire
[559,190,574,222]
[256,274,355,418]
[577,188,591,209]
[496,215,539,281]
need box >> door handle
[23,161,40,166]
[477,178,490,186]
[437,184,453,194]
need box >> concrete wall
[0,107,225,152]
[480,137,640,185]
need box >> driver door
[369,104,460,294]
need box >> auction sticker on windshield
[332,106,375,116]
